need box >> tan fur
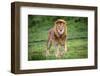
[46,19,67,58]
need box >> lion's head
[54,19,67,37]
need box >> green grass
[28,38,88,60]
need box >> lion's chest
[54,35,66,45]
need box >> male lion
[46,19,67,58]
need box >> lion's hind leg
[46,39,52,57]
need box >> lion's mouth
[58,29,64,35]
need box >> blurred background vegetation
[28,15,88,60]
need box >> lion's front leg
[54,42,60,58]
[60,42,67,57]
[64,42,67,53]
[55,45,60,58]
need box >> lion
[46,19,67,58]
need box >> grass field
[28,39,88,60]
[28,15,88,60]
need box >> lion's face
[56,21,65,35]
